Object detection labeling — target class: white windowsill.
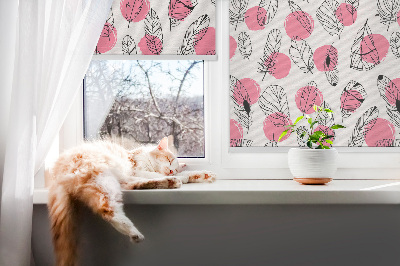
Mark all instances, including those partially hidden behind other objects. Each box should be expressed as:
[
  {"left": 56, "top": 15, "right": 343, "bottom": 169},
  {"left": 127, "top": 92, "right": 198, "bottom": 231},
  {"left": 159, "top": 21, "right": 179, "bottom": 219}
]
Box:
[{"left": 33, "top": 180, "right": 400, "bottom": 205}]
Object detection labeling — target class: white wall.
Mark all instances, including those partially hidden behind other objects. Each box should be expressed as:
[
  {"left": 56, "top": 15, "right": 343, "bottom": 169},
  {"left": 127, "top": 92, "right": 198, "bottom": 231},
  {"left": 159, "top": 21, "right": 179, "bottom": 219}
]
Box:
[{"left": 33, "top": 204, "right": 400, "bottom": 266}]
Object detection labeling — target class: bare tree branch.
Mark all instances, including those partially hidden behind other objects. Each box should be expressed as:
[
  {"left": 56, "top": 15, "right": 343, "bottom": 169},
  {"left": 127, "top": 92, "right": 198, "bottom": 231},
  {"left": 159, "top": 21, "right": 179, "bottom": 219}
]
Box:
[
  {"left": 174, "top": 60, "right": 201, "bottom": 115},
  {"left": 136, "top": 60, "right": 162, "bottom": 115}
]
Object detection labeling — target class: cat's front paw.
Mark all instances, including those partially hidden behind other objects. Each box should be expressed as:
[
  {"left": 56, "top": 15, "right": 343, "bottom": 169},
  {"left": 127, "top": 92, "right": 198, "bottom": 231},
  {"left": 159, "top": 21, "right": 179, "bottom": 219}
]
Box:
[
  {"left": 177, "top": 162, "right": 187, "bottom": 173},
  {"left": 187, "top": 171, "right": 217, "bottom": 183},
  {"left": 203, "top": 171, "right": 217, "bottom": 183},
  {"left": 166, "top": 177, "right": 182, "bottom": 189},
  {"left": 130, "top": 232, "right": 145, "bottom": 243}
]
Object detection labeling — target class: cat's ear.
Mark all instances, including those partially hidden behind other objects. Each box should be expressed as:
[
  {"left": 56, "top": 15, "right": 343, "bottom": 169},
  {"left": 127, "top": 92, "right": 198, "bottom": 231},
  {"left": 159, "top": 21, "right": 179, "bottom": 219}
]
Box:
[
  {"left": 167, "top": 135, "right": 178, "bottom": 155},
  {"left": 157, "top": 137, "right": 168, "bottom": 151}
]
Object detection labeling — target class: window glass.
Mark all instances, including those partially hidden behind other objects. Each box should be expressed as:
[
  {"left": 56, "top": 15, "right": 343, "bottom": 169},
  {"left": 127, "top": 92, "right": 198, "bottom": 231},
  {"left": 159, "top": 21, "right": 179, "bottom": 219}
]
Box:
[{"left": 84, "top": 60, "right": 205, "bottom": 158}]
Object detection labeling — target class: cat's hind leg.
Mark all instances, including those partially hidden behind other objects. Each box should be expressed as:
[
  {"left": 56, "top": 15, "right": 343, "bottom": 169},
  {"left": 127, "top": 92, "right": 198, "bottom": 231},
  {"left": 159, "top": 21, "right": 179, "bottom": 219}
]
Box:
[{"left": 75, "top": 172, "right": 144, "bottom": 242}]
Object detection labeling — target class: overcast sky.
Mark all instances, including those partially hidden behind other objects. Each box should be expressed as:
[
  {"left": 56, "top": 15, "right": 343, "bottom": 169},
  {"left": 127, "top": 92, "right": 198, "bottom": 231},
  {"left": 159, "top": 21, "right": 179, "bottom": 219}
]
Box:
[{"left": 87, "top": 60, "right": 204, "bottom": 97}]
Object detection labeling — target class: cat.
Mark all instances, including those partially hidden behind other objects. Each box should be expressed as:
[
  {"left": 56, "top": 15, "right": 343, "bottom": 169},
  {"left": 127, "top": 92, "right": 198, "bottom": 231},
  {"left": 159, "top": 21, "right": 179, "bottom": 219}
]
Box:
[{"left": 48, "top": 137, "right": 216, "bottom": 266}]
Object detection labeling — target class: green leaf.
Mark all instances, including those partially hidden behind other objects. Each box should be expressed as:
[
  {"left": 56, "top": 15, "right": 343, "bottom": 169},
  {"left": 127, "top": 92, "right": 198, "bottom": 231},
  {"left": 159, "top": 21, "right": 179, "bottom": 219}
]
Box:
[
  {"left": 278, "top": 130, "right": 289, "bottom": 142},
  {"left": 300, "top": 132, "right": 306, "bottom": 138},
  {"left": 311, "top": 121, "right": 319, "bottom": 128},
  {"left": 308, "top": 118, "right": 313, "bottom": 126},
  {"left": 307, "top": 140, "right": 313, "bottom": 148},
  {"left": 294, "top": 116, "right": 304, "bottom": 125},
  {"left": 313, "top": 105, "right": 319, "bottom": 112},
  {"left": 309, "top": 134, "right": 319, "bottom": 142},
  {"left": 324, "top": 108, "right": 333, "bottom": 113},
  {"left": 313, "top": 131, "right": 326, "bottom": 138},
  {"left": 331, "top": 124, "right": 346, "bottom": 129},
  {"left": 325, "top": 139, "right": 333, "bottom": 144}
]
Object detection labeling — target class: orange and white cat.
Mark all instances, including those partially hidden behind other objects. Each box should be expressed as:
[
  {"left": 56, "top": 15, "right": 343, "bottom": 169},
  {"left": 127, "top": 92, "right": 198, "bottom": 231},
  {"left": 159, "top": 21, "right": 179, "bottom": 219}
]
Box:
[{"left": 48, "top": 137, "right": 216, "bottom": 266}]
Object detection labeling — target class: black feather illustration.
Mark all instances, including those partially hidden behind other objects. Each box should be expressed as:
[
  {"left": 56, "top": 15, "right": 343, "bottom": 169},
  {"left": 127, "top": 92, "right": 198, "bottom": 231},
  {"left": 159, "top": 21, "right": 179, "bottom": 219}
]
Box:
[
  {"left": 264, "top": 29, "right": 281, "bottom": 55},
  {"left": 346, "top": 0, "right": 359, "bottom": 9},
  {"left": 259, "top": 0, "right": 279, "bottom": 25},
  {"left": 348, "top": 106, "right": 379, "bottom": 147},
  {"left": 289, "top": 39, "right": 314, "bottom": 74},
  {"left": 296, "top": 126, "right": 308, "bottom": 147},
  {"left": 325, "top": 67, "right": 338, "bottom": 86},
  {"left": 122, "top": 35, "right": 137, "bottom": 55},
  {"left": 390, "top": 32, "right": 400, "bottom": 58},
  {"left": 258, "top": 29, "right": 282, "bottom": 79},
  {"left": 178, "top": 15, "right": 210, "bottom": 55},
  {"left": 316, "top": 0, "right": 344, "bottom": 38},
  {"left": 144, "top": 8, "right": 163, "bottom": 55},
  {"left": 340, "top": 80, "right": 366, "bottom": 119},
  {"left": 230, "top": 0, "right": 249, "bottom": 30},
  {"left": 288, "top": 1, "right": 313, "bottom": 36},
  {"left": 350, "top": 20, "right": 377, "bottom": 71},
  {"left": 237, "top": 32, "right": 252, "bottom": 59},
  {"left": 230, "top": 75, "right": 252, "bottom": 131},
  {"left": 377, "top": 0, "right": 400, "bottom": 30},
  {"left": 377, "top": 74, "right": 400, "bottom": 127},
  {"left": 316, "top": 101, "right": 334, "bottom": 127},
  {"left": 258, "top": 85, "right": 290, "bottom": 117},
  {"left": 169, "top": 0, "right": 198, "bottom": 30}
]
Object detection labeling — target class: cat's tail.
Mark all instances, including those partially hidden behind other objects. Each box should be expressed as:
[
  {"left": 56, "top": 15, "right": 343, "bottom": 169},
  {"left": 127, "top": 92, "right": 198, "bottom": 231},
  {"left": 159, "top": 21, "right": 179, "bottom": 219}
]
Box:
[{"left": 48, "top": 183, "right": 78, "bottom": 266}]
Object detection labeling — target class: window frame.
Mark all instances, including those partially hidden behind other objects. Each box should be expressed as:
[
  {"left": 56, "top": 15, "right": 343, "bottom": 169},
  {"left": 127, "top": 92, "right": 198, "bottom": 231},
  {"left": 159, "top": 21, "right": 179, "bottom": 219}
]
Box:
[
  {"left": 58, "top": 0, "right": 400, "bottom": 181},
  {"left": 82, "top": 59, "right": 208, "bottom": 160}
]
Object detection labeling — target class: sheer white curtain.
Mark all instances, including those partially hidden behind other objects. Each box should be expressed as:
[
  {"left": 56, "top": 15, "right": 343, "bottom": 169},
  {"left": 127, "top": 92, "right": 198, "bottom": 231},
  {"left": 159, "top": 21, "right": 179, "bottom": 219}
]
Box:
[{"left": 0, "top": 0, "right": 112, "bottom": 265}]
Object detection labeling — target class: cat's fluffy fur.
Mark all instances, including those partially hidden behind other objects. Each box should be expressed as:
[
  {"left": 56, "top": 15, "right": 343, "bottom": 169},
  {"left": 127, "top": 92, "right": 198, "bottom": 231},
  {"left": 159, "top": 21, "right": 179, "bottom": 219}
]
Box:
[{"left": 48, "top": 137, "right": 216, "bottom": 266}]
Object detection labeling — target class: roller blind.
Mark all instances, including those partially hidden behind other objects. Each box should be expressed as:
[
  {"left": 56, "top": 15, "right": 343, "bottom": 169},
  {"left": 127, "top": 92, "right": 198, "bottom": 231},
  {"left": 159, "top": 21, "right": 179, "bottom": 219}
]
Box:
[
  {"left": 230, "top": 0, "right": 400, "bottom": 148},
  {"left": 95, "top": 0, "right": 216, "bottom": 59}
]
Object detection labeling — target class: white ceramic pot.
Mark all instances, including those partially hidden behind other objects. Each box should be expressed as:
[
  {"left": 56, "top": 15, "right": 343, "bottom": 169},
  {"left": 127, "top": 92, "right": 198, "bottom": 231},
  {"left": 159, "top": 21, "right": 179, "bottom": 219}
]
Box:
[{"left": 288, "top": 148, "right": 338, "bottom": 184}]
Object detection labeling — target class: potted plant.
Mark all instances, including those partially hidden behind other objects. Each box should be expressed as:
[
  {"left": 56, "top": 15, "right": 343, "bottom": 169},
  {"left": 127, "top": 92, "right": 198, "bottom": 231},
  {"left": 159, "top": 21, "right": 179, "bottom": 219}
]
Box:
[{"left": 279, "top": 105, "right": 345, "bottom": 185}]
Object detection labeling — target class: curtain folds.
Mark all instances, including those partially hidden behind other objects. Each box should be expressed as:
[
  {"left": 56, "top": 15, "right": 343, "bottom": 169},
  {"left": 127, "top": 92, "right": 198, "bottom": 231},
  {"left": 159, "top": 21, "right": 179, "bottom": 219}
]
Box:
[{"left": 0, "top": 0, "right": 113, "bottom": 265}]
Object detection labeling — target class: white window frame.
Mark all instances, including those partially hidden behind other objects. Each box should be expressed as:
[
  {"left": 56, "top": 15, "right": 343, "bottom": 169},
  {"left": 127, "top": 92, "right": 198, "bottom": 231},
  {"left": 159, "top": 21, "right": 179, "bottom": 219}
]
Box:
[{"left": 57, "top": 0, "right": 400, "bottom": 181}]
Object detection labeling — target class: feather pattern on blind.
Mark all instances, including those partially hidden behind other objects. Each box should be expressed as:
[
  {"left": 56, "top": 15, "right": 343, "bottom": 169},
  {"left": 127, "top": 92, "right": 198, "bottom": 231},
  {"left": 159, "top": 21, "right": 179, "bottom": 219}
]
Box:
[{"left": 95, "top": 0, "right": 216, "bottom": 56}]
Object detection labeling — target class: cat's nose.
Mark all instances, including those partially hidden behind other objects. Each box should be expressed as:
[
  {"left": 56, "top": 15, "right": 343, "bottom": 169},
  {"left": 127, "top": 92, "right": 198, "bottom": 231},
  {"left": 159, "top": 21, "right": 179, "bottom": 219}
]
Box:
[{"left": 169, "top": 170, "right": 173, "bottom": 175}]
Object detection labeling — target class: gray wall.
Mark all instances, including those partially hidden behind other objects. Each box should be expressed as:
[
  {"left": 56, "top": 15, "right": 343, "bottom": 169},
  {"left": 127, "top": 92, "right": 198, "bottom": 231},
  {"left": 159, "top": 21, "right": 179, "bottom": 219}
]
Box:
[{"left": 32, "top": 205, "right": 400, "bottom": 266}]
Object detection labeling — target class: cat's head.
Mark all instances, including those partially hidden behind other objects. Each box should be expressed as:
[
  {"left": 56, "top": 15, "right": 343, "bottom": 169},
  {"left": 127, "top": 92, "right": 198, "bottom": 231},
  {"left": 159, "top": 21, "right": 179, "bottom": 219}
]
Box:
[{"left": 149, "top": 137, "right": 179, "bottom": 176}]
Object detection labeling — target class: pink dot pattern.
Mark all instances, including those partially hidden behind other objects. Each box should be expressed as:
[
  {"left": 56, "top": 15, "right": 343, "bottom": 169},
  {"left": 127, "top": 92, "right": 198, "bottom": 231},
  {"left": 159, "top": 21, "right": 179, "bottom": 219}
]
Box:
[
  {"left": 229, "top": 0, "right": 400, "bottom": 147},
  {"left": 94, "top": 0, "right": 215, "bottom": 55}
]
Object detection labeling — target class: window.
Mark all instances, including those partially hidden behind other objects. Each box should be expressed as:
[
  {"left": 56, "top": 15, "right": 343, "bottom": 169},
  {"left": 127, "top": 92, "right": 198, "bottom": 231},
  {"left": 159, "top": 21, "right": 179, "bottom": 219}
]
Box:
[
  {"left": 83, "top": 60, "right": 205, "bottom": 158},
  {"left": 55, "top": 0, "right": 400, "bottom": 182}
]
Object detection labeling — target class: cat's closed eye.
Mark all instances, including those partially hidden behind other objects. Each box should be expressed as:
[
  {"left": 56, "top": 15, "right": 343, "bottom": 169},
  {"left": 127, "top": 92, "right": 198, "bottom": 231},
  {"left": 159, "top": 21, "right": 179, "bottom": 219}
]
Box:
[{"left": 156, "top": 154, "right": 169, "bottom": 162}]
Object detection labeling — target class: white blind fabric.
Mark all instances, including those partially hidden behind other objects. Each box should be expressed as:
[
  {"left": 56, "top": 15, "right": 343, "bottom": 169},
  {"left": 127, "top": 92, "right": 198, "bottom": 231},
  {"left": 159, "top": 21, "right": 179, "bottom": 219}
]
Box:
[{"left": 229, "top": 0, "right": 400, "bottom": 148}]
